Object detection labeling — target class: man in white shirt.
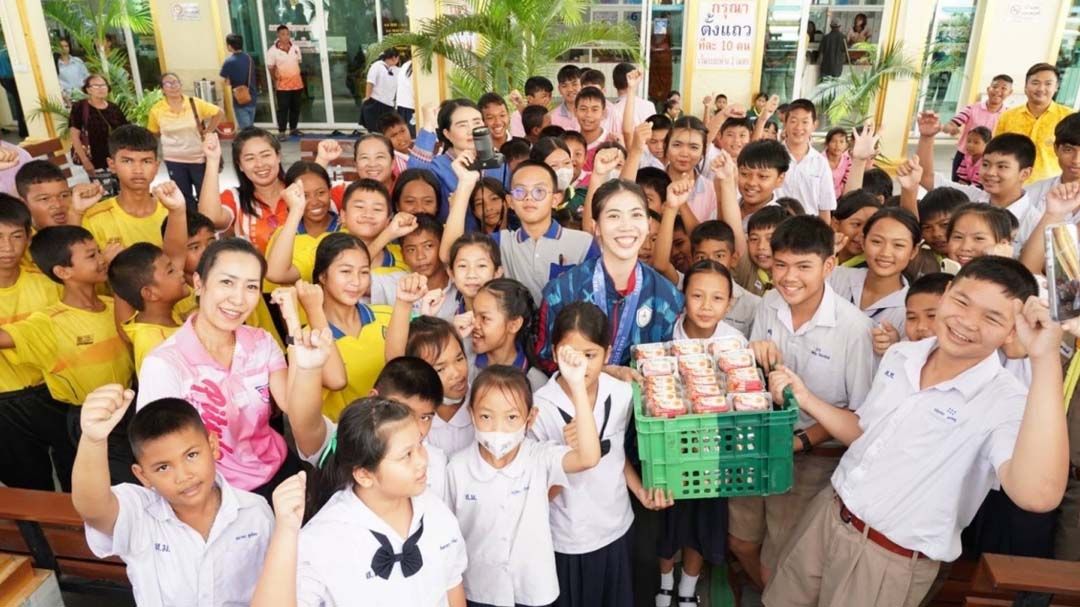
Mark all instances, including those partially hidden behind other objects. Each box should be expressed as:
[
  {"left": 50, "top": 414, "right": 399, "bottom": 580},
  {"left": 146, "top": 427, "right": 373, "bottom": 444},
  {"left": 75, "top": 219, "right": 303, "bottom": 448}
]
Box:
[{"left": 361, "top": 48, "right": 400, "bottom": 132}]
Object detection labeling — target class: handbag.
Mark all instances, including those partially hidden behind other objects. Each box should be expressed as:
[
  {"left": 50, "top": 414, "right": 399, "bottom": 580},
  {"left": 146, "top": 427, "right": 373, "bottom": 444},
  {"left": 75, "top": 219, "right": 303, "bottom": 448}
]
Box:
[
  {"left": 190, "top": 97, "right": 224, "bottom": 170},
  {"left": 233, "top": 54, "right": 254, "bottom": 105}
]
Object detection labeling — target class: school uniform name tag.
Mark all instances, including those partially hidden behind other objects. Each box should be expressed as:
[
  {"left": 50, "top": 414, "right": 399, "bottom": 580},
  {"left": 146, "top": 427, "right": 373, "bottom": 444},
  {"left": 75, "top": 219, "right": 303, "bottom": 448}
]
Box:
[
  {"left": 930, "top": 406, "right": 959, "bottom": 424},
  {"left": 637, "top": 306, "right": 652, "bottom": 327},
  {"left": 809, "top": 346, "right": 831, "bottom": 361}
]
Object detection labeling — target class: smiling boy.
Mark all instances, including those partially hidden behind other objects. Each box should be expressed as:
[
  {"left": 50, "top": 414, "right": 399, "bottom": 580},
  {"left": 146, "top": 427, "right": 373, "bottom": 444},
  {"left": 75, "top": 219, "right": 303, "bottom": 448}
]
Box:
[{"left": 777, "top": 100, "right": 836, "bottom": 221}]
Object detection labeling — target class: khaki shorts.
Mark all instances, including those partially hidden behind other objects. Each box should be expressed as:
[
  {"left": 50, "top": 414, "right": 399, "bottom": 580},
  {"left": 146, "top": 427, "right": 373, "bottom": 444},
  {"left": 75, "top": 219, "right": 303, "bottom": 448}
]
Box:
[
  {"left": 729, "top": 496, "right": 766, "bottom": 544},
  {"left": 761, "top": 454, "right": 839, "bottom": 571},
  {"left": 1056, "top": 476, "right": 1080, "bottom": 561},
  {"left": 763, "top": 487, "right": 941, "bottom": 607}
]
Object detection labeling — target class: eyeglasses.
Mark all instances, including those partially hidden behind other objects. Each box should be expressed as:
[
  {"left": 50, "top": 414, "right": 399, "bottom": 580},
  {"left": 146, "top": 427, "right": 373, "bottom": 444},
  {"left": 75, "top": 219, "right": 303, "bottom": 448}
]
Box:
[
  {"left": 162, "top": 81, "right": 182, "bottom": 89},
  {"left": 86, "top": 83, "right": 108, "bottom": 89},
  {"left": 510, "top": 186, "right": 550, "bottom": 202}
]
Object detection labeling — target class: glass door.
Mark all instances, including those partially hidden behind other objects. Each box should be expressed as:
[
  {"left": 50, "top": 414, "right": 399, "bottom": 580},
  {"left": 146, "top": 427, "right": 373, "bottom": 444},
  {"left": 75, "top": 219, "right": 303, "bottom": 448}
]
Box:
[
  {"left": 324, "top": 0, "right": 379, "bottom": 127},
  {"left": 915, "top": 0, "right": 979, "bottom": 118},
  {"left": 260, "top": 0, "right": 328, "bottom": 124},
  {"left": 1055, "top": 0, "right": 1080, "bottom": 108}
]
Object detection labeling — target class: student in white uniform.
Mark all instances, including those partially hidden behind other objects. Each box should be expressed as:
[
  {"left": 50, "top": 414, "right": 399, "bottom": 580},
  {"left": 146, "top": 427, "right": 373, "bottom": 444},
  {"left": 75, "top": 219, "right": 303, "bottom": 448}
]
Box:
[
  {"left": 447, "top": 350, "right": 603, "bottom": 607},
  {"left": 467, "top": 278, "right": 549, "bottom": 391},
  {"left": 764, "top": 257, "right": 1070, "bottom": 607},
  {"left": 252, "top": 399, "right": 468, "bottom": 607},
  {"left": 828, "top": 207, "right": 922, "bottom": 336},
  {"left": 740, "top": 215, "right": 875, "bottom": 583},
  {"left": 530, "top": 302, "right": 674, "bottom": 607},
  {"left": 73, "top": 387, "right": 274, "bottom": 607},
  {"left": 672, "top": 260, "right": 746, "bottom": 342},
  {"left": 291, "top": 356, "right": 452, "bottom": 503},
  {"left": 387, "top": 285, "right": 476, "bottom": 455}
]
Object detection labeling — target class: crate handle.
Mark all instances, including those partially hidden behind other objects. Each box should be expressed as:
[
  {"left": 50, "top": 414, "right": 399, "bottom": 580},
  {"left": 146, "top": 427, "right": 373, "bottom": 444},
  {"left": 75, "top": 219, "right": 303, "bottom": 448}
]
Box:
[{"left": 782, "top": 385, "right": 800, "bottom": 411}]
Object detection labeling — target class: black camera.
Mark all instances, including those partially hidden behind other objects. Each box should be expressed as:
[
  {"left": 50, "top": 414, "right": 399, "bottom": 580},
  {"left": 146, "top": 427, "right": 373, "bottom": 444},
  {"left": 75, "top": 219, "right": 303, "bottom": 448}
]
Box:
[
  {"left": 93, "top": 169, "right": 120, "bottom": 198},
  {"left": 470, "top": 127, "right": 504, "bottom": 171}
]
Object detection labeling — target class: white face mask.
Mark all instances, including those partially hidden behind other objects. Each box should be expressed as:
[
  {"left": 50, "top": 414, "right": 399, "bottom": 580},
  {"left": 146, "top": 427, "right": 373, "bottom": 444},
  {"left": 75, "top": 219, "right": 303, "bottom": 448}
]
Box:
[
  {"left": 555, "top": 166, "right": 574, "bottom": 191},
  {"left": 443, "top": 395, "right": 464, "bottom": 406},
  {"left": 476, "top": 427, "right": 526, "bottom": 459},
  {"left": 607, "top": 169, "right": 622, "bottom": 181}
]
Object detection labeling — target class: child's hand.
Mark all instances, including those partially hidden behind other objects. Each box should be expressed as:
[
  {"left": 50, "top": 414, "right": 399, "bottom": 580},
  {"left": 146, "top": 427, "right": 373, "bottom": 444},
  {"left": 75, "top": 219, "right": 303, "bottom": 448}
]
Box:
[
  {"left": 763, "top": 94, "right": 780, "bottom": 117},
  {"left": 103, "top": 241, "right": 124, "bottom": 266},
  {"left": 294, "top": 280, "right": 324, "bottom": 314},
  {"left": 602, "top": 364, "right": 643, "bottom": 384},
  {"left": 768, "top": 364, "right": 810, "bottom": 405},
  {"left": 71, "top": 182, "right": 105, "bottom": 213},
  {"left": 850, "top": 120, "right": 879, "bottom": 162},
  {"left": 722, "top": 103, "right": 747, "bottom": 120},
  {"left": 453, "top": 311, "right": 474, "bottom": 340},
  {"left": 634, "top": 486, "right": 675, "bottom": 511},
  {"left": 1045, "top": 182, "right": 1080, "bottom": 217},
  {"left": 562, "top": 419, "right": 579, "bottom": 449},
  {"left": 270, "top": 287, "right": 303, "bottom": 338},
  {"left": 990, "top": 241, "right": 1014, "bottom": 257},
  {"left": 386, "top": 212, "right": 418, "bottom": 239},
  {"left": 450, "top": 151, "right": 479, "bottom": 185},
  {"left": 710, "top": 149, "right": 737, "bottom": 182},
  {"left": 665, "top": 177, "right": 693, "bottom": 210},
  {"left": 0, "top": 147, "right": 20, "bottom": 171},
  {"left": 419, "top": 288, "right": 446, "bottom": 316},
  {"left": 395, "top": 273, "right": 428, "bottom": 305},
  {"left": 202, "top": 132, "right": 221, "bottom": 162},
  {"left": 80, "top": 384, "right": 135, "bottom": 444},
  {"left": 422, "top": 103, "right": 439, "bottom": 130},
  {"left": 315, "top": 139, "right": 343, "bottom": 165},
  {"left": 917, "top": 111, "right": 942, "bottom": 138},
  {"left": 750, "top": 340, "right": 782, "bottom": 373},
  {"left": 632, "top": 122, "right": 651, "bottom": 152},
  {"left": 557, "top": 345, "right": 588, "bottom": 388},
  {"left": 870, "top": 321, "right": 900, "bottom": 356},
  {"left": 152, "top": 180, "right": 187, "bottom": 212},
  {"left": 626, "top": 66, "right": 643, "bottom": 89},
  {"left": 592, "top": 148, "right": 622, "bottom": 182},
  {"left": 833, "top": 232, "right": 849, "bottom": 256},
  {"left": 283, "top": 181, "right": 306, "bottom": 216},
  {"left": 290, "top": 327, "right": 334, "bottom": 370},
  {"left": 896, "top": 155, "right": 923, "bottom": 192},
  {"left": 508, "top": 89, "right": 525, "bottom": 109},
  {"left": 1014, "top": 296, "right": 1062, "bottom": 362},
  {"left": 271, "top": 471, "right": 306, "bottom": 532}
]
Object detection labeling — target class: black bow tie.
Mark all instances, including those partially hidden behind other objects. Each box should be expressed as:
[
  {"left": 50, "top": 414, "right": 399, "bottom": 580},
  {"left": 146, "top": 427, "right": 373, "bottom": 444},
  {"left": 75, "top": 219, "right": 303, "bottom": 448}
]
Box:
[
  {"left": 558, "top": 395, "right": 612, "bottom": 456},
  {"left": 370, "top": 517, "right": 424, "bottom": 580}
]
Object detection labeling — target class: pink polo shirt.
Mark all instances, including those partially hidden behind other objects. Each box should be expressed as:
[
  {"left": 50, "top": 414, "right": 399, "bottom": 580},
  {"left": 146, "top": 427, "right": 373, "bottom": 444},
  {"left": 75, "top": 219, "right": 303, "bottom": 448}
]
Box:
[
  {"left": 688, "top": 172, "right": 718, "bottom": 222},
  {"left": 548, "top": 103, "right": 580, "bottom": 131},
  {"left": 949, "top": 101, "right": 1003, "bottom": 152},
  {"left": 135, "top": 315, "right": 288, "bottom": 491}
]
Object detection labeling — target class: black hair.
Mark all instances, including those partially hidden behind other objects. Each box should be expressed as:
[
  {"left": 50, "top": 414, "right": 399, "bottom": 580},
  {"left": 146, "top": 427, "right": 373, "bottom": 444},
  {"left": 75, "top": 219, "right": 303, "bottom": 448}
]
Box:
[
  {"left": 14, "top": 160, "right": 67, "bottom": 199},
  {"left": 825, "top": 127, "right": 848, "bottom": 145},
  {"left": 682, "top": 259, "right": 734, "bottom": 298},
  {"left": 833, "top": 190, "right": 881, "bottom": 221},
  {"left": 307, "top": 397, "right": 414, "bottom": 520},
  {"left": 225, "top": 33, "right": 243, "bottom": 51},
  {"left": 556, "top": 65, "right": 581, "bottom": 85},
  {"left": 967, "top": 126, "right": 993, "bottom": 145},
  {"left": 747, "top": 205, "right": 793, "bottom": 232},
  {"left": 737, "top": 139, "right": 790, "bottom": 173},
  {"left": 128, "top": 397, "right": 208, "bottom": 461},
  {"left": 561, "top": 130, "right": 587, "bottom": 150},
  {"left": 770, "top": 215, "right": 834, "bottom": 260},
  {"left": 437, "top": 99, "right": 480, "bottom": 149},
  {"left": 405, "top": 315, "right": 465, "bottom": 366},
  {"left": 469, "top": 365, "right": 534, "bottom": 416},
  {"left": 511, "top": 159, "right": 558, "bottom": 191},
  {"left": 524, "top": 76, "right": 554, "bottom": 96},
  {"left": 522, "top": 104, "right": 548, "bottom": 134},
  {"left": 591, "top": 179, "right": 648, "bottom": 222},
  {"left": 403, "top": 213, "right": 443, "bottom": 244},
  {"left": 862, "top": 207, "right": 921, "bottom": 245},
  {"left": 595, "top": 141, "right": 627, "bottom": 161},
  {"left": 30, "top": 225, "right": 95, "bottom": 283},
  {"left": 342, "top": 178, "right": 391, "bottom": 211},
  {"left": 754, "top": 92, "right": 768, "bottom": 101},
  {"left": 612, "top": 62, "right": 635, "bottom": 91},
  {"left": 477, "top": 278, "right": 538, "bottom": 368},
  {"left": 552, "top": 301, "right": 610, "bottom": 349},
  {"left": 665, "top": 117, "right": 709, "bottom": 169},
  {"left": 953, "top": 255, "right": 1038, "bottom": 302},
  {"left": 785, "top": 98, "right": 817, "bottom": 121},
  {"left": 284, "top": 159, "right": 332, "bottom": 190},
  {"left": 906, "top": 272, "right": 952, "bottom": 302},
  {"left": 647, "top": 114, "right": 673, "bottom": 132},
  {"left": 862, "top": 168, "right": 894, "bottom": 200},
  {"left": 946, "top": 203, "right": 1013, "bottom": 243},
  {"left": 378, "top": 47, "right": 401, "bottom": 61},
  {"left": 690, "top": 219, "right": 736, "bottom": 251},
  {"left": 647, "top": 208, "right": 663, "bottom": 224},
  {"left": 107, "top": 125, "right": 159, "bottom": 159},
  {"left": 81, "top": 73, "right": 109, "bottom": 95},
  {"left": 918, "top": 187, "right": 969, "bottom": 222},
  {"left": 477, "top": 92, "right": 507, "bottom": 112},
  {"left": 992, "top": 74, "right": 1014, "bottom": 84},
  {"left": 0, "top": 193, "right": 32, "bottom": 232},
  {"left": 194, "top": 237, "right": 267, "bottom": 283},
  {"left": 664, "top": 98, "right": 680, "bottom": 112},
  {"left": 376, "top": 111, "right": 407, "bottom": 133},
  {"left": 529, "top": 137, "right": 572, "bottom": 167},
  {"left": 160, "top": 209, "right": 217, "bottom": 238},
  {"left": 375, "top": 357, "right": 443, "bottom": 407},
  {"left": 312, "top": 232, "right": 370, "bottom": 286},
  {"left": 499, "top": 138, "right": 532, "bottom": 161},
  {"left": 276, "top": 24, "right": 289, "bottom": 32},
  {"left": 539, "top": 125, "right": 566, "bottom": 139},
  {"left": 390, "top": 168, "right": 442, "bottom": 214},
  {"left": 579, "top": 69, "right": 605, "bottom": 89},
  {"left": 470, "top": 177, "right": 510, "bottom": 232},
  {"left": 1055, "top": 113, "right": 1080, "bottom": 148},
  {"left": 1026, "top": 62, "right": 1060, "bottom": 82},
  {"left": 775, "top": 196, "right": 805, "bottom": 216},
  {"left": 984, "top": 133, "right": 1037, "bottom": 170},
  {"left": 108, "top": 242, "right": 164, "bottom": 310},
  {"left": 635, "top": 167, "right": 672, "bottom": 203},
  {"left": 232, "top": 127, "right": 286, "bottom": 217},
  {"left": 353, "top": 133, "right": 395, "bottom": 162},
  {"left": 720, "top": 117, "right": 753, "bottom": 135},
  {"left": 449, "top": 231, "right": 502, "bottom": 268}
]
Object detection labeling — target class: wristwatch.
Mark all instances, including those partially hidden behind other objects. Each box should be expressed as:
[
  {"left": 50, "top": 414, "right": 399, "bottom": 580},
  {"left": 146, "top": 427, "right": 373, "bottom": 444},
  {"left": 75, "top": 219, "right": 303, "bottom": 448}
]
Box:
[{"left": 794, "top": 429, "right": 812, "bottom": 454}]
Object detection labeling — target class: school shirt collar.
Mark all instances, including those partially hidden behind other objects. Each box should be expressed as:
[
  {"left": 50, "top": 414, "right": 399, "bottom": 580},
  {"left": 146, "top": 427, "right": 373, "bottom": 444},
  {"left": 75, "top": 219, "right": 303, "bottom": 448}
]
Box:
[
  {"left": 901, "top": 337, "right": 1006, "bottom": 400},
  {"left": 327, "top": 303, "right": 376, "bottom": 340},
  {"left": 443, "top": 400, "right": 473, "bottom": 429},
  {"left": 769, "top": 282, "right": 839, "bottom": 335},
  {"left": 147, "top": 473, "right": 240, "bottom": 538},
  {"left": 297, "top": 212, "right": 340, "bottom": 235},
  {"left": 515, "top": 220, "right": 562, "bottom": 242},
  {"left": 464, "top": 437, "right": 534, "bottom": 481},
  {"left": 847, "top": 270, "right": 909, "bottom": 316},
  {"left": 784, "top": 141, "right": 824, "bottom": 167},
  {"left": 329, "top": 487, "right": 427, "bottom": 541},
  {"left": 1003, "top": 190, "right": 1032, "bottom": 221},
  {"left": 475, "top": 347, "right": 528, "bottom": 371}
]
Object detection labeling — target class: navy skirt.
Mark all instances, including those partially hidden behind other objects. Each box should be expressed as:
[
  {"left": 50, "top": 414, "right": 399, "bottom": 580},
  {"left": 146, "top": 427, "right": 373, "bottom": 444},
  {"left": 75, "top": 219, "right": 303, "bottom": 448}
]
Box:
[
  {"left": 554, "top": 531, "right": 634, "bottom": 607},
  {"left": 657, "top": 497, "right": 729, "bottom": 564}
]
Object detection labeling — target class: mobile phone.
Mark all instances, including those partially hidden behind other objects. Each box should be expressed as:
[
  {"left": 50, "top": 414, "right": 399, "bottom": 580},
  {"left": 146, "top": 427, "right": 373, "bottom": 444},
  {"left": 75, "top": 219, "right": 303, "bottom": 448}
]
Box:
[
  {"left": 1045, "top": 222, "right": 1080, "bottom": 322},
  {"left": 940, "top": 257, "right": 961, "bottom": 275}
]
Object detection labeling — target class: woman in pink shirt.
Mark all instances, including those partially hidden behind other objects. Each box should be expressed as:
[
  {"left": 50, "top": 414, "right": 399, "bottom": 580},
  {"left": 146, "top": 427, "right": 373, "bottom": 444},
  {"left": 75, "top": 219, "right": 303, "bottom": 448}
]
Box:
[{"left": 135, "top": 238, "right": 342, "bottom": 500}]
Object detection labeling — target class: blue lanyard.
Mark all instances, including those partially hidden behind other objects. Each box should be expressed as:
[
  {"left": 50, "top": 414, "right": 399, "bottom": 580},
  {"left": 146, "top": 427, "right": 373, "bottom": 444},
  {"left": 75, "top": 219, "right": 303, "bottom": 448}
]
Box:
[{"left": 593, "top": 261, "right": 643, "bottom": 365}]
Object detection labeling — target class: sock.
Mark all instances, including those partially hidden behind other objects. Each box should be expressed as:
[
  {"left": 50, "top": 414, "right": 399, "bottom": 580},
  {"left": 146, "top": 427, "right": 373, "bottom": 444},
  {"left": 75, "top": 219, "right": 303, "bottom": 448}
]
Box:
[
  {"left": 656, "top": 570, "right": 675, "bottom": 607},
  {"left": 678, "top": 570, "right": 700, "bottom": 598}
]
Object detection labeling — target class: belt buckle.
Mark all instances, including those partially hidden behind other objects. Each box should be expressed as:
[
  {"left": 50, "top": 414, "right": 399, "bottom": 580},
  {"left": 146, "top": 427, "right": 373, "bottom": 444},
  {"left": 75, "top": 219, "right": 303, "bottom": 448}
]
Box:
[{"left": 839, "top": 505, "right": 853, "bottom": 524}]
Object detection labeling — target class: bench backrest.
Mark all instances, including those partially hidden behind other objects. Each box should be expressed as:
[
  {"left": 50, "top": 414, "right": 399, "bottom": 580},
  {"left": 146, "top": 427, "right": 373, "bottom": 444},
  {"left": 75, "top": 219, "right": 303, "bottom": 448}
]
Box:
[
  {"left": 297, "top": 139, "right": 359, "bottom": 182},
  {"left": 20, "top": 138, "right": 73, "bottom": 181}
]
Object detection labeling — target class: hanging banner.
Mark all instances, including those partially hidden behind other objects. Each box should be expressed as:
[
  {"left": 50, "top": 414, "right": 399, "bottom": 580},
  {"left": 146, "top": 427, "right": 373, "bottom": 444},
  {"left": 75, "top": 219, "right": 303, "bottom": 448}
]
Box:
[{"left": 696, "top": 0, "right": 757, "bottom": 69}]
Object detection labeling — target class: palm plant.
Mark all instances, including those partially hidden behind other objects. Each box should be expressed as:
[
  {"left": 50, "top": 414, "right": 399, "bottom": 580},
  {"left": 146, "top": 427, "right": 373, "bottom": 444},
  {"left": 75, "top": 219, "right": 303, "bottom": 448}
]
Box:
[
  {"left": 813, "top": 41, "right": 920, "bottom": 128},
  {"left": 369, "top": 0, "right": 642, "bottom": 100}
]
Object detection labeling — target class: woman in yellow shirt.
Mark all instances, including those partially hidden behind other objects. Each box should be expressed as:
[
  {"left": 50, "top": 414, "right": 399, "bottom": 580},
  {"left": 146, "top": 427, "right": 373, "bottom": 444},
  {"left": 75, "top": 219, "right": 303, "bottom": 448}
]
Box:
[{"left": 146, "top": 73, "right": 223, "bottom": 209}]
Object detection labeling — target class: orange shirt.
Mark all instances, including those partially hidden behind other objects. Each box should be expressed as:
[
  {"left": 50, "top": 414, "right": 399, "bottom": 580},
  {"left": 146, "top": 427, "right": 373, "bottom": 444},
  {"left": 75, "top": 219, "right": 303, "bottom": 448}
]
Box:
[{"left": 220, "top": 188, "right": 289, "bottom": 254}]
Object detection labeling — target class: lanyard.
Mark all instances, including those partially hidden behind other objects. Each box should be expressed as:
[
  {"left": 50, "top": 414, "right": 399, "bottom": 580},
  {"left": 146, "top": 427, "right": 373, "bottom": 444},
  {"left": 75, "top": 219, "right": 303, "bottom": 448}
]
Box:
[{"left": 593, "top": 261, "right": 643, "bottom": 365}]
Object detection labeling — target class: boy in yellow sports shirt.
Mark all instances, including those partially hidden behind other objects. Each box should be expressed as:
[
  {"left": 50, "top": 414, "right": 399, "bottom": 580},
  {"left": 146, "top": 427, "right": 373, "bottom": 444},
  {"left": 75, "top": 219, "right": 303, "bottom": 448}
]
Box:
[
  {"left": 0, "top": 194, "right": 68, "bottom": 490},
  {"left": 0, "top": 224, "right": 136, "bottom": 483},
  {"left": 75, "top": 125, "right": 169, "bottom": 258}
]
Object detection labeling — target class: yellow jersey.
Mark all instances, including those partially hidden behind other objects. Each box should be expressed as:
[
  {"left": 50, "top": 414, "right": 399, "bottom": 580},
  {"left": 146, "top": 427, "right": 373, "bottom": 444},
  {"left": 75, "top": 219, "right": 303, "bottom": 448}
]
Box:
[
  {"left": 994, "top": 101, "right": 1074, "bottom": 184},
  {"left": 321, "top": 303, "right": 392, "bottom": 421},
  {"left": 83, "top": 197, "right": 169, "bottom": 250},
  {"left": 0, "top": 271, "right": 62, "bottom": 391},
  {"left": 263, "top": 221, "right": 341, "bottom": 293},
  {"left": 2, "top": 296, "right": 133, "bottom": 405},
  {"left": 122, "top": 317, "right": 181, "bottom": 373}
]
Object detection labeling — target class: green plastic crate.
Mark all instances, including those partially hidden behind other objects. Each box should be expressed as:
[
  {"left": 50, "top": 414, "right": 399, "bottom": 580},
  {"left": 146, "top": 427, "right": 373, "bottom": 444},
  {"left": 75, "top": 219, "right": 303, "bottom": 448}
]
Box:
[{"left": 633, "top": 382, "right": 799, "bottom": 499}]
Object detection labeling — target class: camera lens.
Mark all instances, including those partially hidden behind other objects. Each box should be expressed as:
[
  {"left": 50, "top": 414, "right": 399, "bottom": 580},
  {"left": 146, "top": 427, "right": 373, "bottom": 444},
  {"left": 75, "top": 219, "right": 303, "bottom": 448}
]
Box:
[{"left": 473, "top": 127, "right": 495, "bottom": 162}]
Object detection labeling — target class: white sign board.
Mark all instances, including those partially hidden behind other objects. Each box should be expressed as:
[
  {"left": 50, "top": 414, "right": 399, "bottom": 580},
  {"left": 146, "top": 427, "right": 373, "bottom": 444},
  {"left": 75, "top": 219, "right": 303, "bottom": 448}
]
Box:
[{"left": 696, "top": 0, "right": 757, "bottom": 69}]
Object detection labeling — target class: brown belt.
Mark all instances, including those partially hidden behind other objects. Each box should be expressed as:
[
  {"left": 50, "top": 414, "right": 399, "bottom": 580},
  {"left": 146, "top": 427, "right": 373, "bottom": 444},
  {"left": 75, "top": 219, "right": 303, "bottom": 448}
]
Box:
[
  {"left": 1071, "top": 463, "right": 1080, "bottom": 481},
  {"left": 837, "top": 497, "right": 927, "bottom": 560}
]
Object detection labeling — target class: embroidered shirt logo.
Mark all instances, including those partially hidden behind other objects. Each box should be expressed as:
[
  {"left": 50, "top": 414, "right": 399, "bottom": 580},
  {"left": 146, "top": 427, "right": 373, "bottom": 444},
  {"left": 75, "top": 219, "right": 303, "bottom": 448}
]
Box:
[
  {"left": 76, "top": 335, "right": 94, "bottom": 346},
  {"left": 636, "top": 306, "right": 652, "bottom": 327},
  {"left": 809, "top": 347, "right": 831, "bottom": 361},
  {"left": 931, "top": 406, "right": 959, "bottom": 423}
]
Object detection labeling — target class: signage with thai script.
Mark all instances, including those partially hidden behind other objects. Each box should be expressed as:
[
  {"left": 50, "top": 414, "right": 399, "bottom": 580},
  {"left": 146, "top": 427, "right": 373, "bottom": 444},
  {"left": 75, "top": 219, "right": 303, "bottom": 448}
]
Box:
[{"left": 696, "top": 0, "right": 756, "bottom": 69}]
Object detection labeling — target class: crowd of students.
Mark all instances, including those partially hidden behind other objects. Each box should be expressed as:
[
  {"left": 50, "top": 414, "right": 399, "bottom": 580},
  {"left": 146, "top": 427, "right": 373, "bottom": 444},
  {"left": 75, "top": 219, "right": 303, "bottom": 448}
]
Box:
[{"left": 0, "top": 57, "right": 1075, "bottom": 607}]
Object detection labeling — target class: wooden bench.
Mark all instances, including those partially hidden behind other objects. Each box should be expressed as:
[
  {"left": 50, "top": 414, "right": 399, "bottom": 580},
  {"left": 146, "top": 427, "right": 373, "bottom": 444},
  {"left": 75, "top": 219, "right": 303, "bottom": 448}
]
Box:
[
  {"left": 0, "top": 486, "right": 130, "bottom": 597},
  {"left": 20, "top": 138, "right": 73, "bottom": 181},
  {"left": 298, "top": 138, "right": 360, "bottom": 182}
]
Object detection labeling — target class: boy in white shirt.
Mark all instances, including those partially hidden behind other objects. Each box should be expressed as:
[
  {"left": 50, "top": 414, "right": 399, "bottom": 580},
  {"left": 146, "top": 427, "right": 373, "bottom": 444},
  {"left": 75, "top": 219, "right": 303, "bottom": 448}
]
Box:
[
  {"left": 73, "top": 386, "right": 274, "bottom": 607},
  {"left": 764, "top": 256, "right": 1070, "bottom": 606},
  {"left": 774, "top": 99, "right": 837, "bottom": 222}
]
